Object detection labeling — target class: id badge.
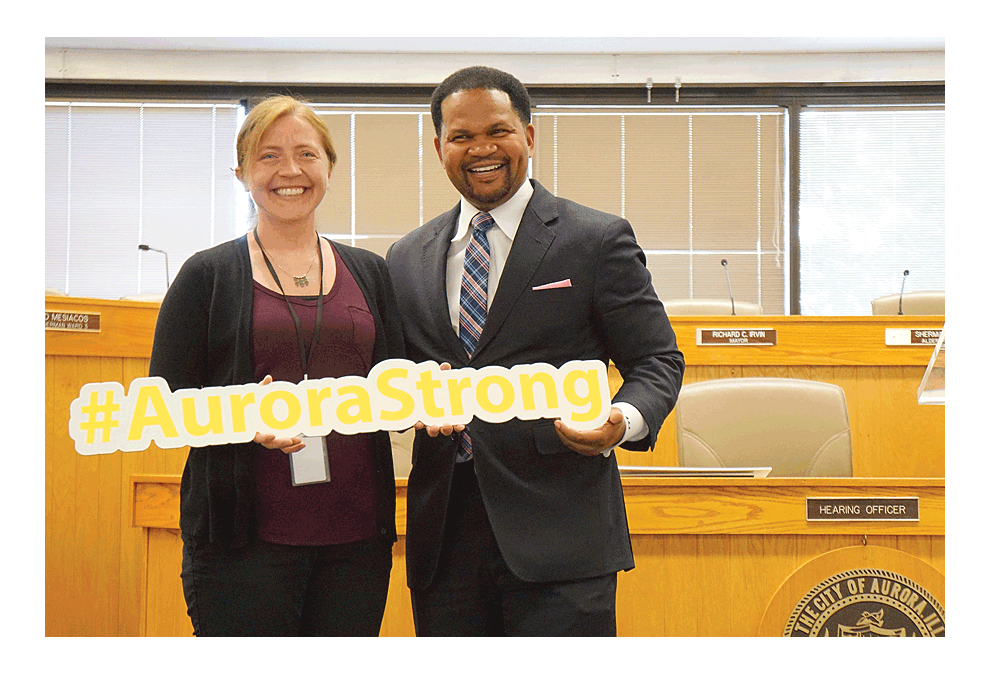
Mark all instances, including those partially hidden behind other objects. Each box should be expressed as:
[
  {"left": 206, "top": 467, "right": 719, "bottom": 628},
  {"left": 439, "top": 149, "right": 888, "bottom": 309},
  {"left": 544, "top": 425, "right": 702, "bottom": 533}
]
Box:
[{"left": 290, "top": 435, "right": 331, "bottom": 486}]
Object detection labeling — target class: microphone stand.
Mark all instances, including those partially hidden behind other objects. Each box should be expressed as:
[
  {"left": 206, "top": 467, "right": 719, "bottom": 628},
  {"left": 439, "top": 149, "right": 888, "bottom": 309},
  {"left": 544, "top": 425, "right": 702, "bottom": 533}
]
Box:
[
  {"left": 138, "top": 245, "right": 170, "bottom": 290},
  {"left": 898, "top": 270, "right": 909, "bottom": 315},
  {"left": 721, "top": 259, "right": 736, "bottom": 316}
]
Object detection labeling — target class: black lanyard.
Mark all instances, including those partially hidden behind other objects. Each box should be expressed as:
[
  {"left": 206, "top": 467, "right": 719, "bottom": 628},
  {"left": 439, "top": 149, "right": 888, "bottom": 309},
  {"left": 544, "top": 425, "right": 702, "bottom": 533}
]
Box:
[{"left": 253, "top": 228, "right": 325, "bottom": 380}]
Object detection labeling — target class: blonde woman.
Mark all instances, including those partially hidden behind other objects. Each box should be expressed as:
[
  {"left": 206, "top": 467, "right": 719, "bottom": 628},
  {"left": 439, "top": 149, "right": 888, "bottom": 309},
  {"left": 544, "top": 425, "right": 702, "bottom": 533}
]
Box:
[{"left": 149, "top": 96, "right": 404, "bottom": 636}]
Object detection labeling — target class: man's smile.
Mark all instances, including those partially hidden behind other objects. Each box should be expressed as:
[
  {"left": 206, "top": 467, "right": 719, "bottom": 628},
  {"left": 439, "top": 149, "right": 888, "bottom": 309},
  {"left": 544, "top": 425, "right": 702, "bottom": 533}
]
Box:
[{"left": 466, "top": 162, "right": 506, "bottom": 175}]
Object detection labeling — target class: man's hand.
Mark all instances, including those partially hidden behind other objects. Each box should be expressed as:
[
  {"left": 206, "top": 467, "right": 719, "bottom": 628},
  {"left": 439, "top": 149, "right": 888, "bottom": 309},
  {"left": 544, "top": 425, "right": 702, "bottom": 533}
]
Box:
[
  {"left": 553, "top": 407, "right": 625, "bottom": 457},
  {"left": 413, "top": 362, "right": 465, "bottom": 437},
  {"left": 414, "top": 419, "right": 466, "bottom": 438}
]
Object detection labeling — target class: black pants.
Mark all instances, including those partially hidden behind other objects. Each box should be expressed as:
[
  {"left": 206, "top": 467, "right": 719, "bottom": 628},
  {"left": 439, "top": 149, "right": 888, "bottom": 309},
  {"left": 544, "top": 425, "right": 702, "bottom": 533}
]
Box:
[
  {"left": 411, "top": 462, "right": 617, "bottom": 636},
  {"left": 181, "top": 535, "right": 392, "bottom": 636}
]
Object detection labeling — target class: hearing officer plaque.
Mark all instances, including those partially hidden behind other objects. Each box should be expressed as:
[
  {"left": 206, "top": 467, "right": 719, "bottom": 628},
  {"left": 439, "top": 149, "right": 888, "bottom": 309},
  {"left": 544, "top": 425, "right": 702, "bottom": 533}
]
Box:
[{"left": 807, "top": 497, "right": 919, "bottom": 521}]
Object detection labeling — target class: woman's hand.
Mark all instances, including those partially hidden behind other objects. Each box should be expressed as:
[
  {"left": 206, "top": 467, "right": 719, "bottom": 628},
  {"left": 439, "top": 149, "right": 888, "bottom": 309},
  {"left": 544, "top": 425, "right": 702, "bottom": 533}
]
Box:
[{"left": 252, "top": 375, "right": 307, "bottom": 453}]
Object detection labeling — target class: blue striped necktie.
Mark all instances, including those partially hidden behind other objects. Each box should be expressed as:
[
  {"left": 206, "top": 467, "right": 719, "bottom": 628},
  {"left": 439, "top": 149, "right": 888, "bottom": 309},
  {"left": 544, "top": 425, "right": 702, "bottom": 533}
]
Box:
[{"left": 456, "top": 211, "right": 495, "bottom": 461}]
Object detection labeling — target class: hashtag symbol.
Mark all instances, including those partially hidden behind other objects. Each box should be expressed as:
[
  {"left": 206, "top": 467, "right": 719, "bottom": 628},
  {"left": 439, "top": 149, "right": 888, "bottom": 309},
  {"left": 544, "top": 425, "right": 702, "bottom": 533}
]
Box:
[{"left": 78, "top": 389, "right": 121, "bottom": 443}]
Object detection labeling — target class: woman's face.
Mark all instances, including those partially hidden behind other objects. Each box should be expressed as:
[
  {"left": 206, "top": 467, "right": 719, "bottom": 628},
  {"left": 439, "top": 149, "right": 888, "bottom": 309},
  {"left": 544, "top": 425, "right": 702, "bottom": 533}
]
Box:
[{"left": 237, "top": 114, "right": 332, "bottom": 229}]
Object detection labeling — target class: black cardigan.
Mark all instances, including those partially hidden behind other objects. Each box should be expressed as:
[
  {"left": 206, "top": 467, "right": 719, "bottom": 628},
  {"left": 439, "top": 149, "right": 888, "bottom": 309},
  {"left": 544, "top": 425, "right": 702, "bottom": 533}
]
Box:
[{"left": 148, "top": 234, "right": 405, "bottom": 548}]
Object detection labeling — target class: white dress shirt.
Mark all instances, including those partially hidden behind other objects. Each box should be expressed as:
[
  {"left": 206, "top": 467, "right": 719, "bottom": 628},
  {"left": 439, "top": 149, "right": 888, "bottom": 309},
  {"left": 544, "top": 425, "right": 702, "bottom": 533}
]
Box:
[{"left": 445, "top": 180, "right": 647, "bottom": 450}]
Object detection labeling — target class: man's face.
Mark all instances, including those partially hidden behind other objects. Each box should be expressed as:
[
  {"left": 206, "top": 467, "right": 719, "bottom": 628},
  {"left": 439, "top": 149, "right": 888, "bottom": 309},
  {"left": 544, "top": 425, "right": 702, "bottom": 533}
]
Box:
[{"left": 435, "top": 88, "right": 535, "bottom": 211}]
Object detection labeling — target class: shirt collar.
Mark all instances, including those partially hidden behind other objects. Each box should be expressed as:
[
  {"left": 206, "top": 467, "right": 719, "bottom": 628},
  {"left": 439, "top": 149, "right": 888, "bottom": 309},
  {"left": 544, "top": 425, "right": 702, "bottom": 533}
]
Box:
[{"left": 451, "top": 179, "right": 535, "bottom": 243}]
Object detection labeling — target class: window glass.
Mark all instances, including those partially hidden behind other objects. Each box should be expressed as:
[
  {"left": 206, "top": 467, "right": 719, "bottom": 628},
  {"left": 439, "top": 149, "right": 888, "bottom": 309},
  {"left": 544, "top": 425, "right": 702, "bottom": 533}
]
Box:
[
  {"left": 45, "top": 102, "right": 240, "bottom": 299},
  {"left": 799, "top": 107, "right": 945, "bottom": 315}
]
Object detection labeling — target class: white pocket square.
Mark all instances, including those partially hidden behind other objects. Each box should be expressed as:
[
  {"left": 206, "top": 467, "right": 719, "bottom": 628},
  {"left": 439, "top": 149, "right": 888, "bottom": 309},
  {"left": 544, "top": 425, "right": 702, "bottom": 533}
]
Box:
[{"left": 532, "top": 279, "right": 572, "bottom": 291}]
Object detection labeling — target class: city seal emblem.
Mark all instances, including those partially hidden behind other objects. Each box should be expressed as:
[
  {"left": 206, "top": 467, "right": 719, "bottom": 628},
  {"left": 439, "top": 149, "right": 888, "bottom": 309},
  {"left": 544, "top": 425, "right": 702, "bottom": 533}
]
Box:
[{"left": 783, "top": 568, "right": 945, "bottom": 636}]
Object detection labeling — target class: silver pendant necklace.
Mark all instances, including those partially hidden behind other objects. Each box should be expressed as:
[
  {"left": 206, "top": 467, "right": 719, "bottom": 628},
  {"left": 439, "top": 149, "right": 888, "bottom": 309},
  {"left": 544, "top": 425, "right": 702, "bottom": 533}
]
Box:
[{"left": 271, "top": 250, "right": 317, "bottom": 287}]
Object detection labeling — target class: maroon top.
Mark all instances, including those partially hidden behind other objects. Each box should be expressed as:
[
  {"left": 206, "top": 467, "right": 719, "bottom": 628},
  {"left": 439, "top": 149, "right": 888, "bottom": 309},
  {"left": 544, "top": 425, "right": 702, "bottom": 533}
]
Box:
[{"left": 252, "top": 243, "right": 378, "bottom": 546}]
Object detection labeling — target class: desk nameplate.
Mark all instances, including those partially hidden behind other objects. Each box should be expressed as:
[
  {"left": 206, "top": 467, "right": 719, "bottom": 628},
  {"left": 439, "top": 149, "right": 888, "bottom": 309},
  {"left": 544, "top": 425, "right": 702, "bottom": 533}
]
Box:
[
  {"left": 697, "top": 328, "right": 777, "bottom": 346},
  {"left": 807, "top": 497, "right": 919, "bottom": 522},
  {"left": 885, "top": 328, "right": 942, "bottom": 346},
  {"left": 45, "top": 310, "right": 101, "bottom": 333}
]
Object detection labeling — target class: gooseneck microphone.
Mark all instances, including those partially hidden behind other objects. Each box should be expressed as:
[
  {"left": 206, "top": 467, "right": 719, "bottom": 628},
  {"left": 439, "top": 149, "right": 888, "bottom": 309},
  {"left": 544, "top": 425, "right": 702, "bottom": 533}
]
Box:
[
  {"left": 138, "top": 244, "right": 170, "bottom": 289},
  {"left": 898, "top": 269, "right": 910, "bottom": 315},
  {"left": 721, "top": 259, "right": 736, "bottom": 316}
]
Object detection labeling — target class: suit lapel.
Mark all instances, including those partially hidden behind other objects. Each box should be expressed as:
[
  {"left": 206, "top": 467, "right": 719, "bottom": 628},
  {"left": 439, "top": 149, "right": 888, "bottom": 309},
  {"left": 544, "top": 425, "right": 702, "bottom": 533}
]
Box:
[
  {"left": 422, "top": 206, "right": 465, "bottom": 362},
  {"left": 473, "top": 182, "right": 558, "bottom": 358}
]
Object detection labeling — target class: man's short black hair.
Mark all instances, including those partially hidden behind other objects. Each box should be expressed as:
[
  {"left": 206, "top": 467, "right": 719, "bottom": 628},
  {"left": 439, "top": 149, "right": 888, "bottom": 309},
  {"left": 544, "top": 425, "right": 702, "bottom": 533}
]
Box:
[{"left": 430, "top": 66, "right": 533, "bottom": 138}]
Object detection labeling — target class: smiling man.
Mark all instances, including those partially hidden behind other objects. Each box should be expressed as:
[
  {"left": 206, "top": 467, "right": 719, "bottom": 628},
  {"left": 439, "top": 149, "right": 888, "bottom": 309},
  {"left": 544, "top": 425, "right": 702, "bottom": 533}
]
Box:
[
  {"left": 434, "top": 85, "right": 534, "bottom": 210},
  {"left": 386, "top": 66, "right": 685, "bottom": 637}
]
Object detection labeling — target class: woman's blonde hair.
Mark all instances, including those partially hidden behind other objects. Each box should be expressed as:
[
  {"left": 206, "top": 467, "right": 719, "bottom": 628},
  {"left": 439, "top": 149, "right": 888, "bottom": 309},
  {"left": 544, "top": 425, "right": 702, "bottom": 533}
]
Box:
[{"left": 236, "top": 95, "right": 337, "bottom": 171}]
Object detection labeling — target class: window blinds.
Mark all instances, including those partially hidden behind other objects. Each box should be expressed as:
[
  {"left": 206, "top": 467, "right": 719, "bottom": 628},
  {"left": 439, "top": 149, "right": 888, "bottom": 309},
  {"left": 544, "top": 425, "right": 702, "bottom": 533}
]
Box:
[
  {"left": 310, "top": 104, "right": 787, "bottom": 313},
  {"left": 45, "top": 102, "right": 241, "bottom": 299},
  {"left": 532, "top": 107, "right": 786, "bottom": 313}
]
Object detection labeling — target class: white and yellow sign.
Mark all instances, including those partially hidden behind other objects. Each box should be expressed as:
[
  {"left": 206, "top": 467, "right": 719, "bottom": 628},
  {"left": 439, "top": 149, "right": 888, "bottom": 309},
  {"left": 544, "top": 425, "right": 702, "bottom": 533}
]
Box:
[{"left": 68, "top": 359, "right": 610, "bottom": 456}]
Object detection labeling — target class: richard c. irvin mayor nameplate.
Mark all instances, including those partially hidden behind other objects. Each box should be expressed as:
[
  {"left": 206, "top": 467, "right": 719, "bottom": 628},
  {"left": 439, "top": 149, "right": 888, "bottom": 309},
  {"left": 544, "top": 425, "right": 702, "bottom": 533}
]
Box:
[{"left": 697, "top": 328, "right": 777, "bottom": 346}]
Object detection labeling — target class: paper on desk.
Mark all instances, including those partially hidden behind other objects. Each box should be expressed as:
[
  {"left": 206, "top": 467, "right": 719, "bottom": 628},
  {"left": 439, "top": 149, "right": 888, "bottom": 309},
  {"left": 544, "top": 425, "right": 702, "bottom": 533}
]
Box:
[{"left": 618, "top": 466, "right": 772, "bottom": 478}]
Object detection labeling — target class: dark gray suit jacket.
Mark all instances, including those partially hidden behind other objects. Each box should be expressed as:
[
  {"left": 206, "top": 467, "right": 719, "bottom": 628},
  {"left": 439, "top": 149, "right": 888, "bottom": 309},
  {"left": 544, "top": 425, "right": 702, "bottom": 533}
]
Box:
[{"left": 386, "top": 180, "right": 684, "bottom": 588}]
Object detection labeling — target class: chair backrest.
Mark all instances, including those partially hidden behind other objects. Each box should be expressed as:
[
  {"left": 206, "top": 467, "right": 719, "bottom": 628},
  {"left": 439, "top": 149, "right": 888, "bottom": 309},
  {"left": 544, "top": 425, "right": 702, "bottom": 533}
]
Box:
[
  {"left": 675, "top": 377, "right": 852, "bottom": 477},
  {"left": 662, "top": 299, "right": 763, "bottom": 316},
  {"left": 871, "top": 291, "right": 944, "bottom": 316}
]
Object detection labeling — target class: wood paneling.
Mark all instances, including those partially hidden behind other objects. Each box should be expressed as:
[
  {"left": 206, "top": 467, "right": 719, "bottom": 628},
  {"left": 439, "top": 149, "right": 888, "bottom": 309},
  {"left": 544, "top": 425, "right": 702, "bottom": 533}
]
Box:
[
  {"left": 46, "top": 298, "right": 187, "bottom": 636},
  {"left": 757, "top": 545, "right": 945, "bottom": 637},
  {"left": 46, "top": 298, "right": 945, "bottom": 636},
  {"left": 46, "top": 297, "right": 160, "bottom": 358},
  {"left": 131, "top": 476, "right": 944, "bottom": 637},
  {"left": 46, "top": 350, "right": 189, "bottom": 636},
  {"left": 667, "top": 315, "right": 943, "bottom": 367},
  {"left": 621, "top": 478, "right": 943, "bottom": 535},
  {"left": 610, "top": 316, "right": 945, "bottom": 477},
  {"left": 618, "top": 534, "right": 943, "bottom": 636}
]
